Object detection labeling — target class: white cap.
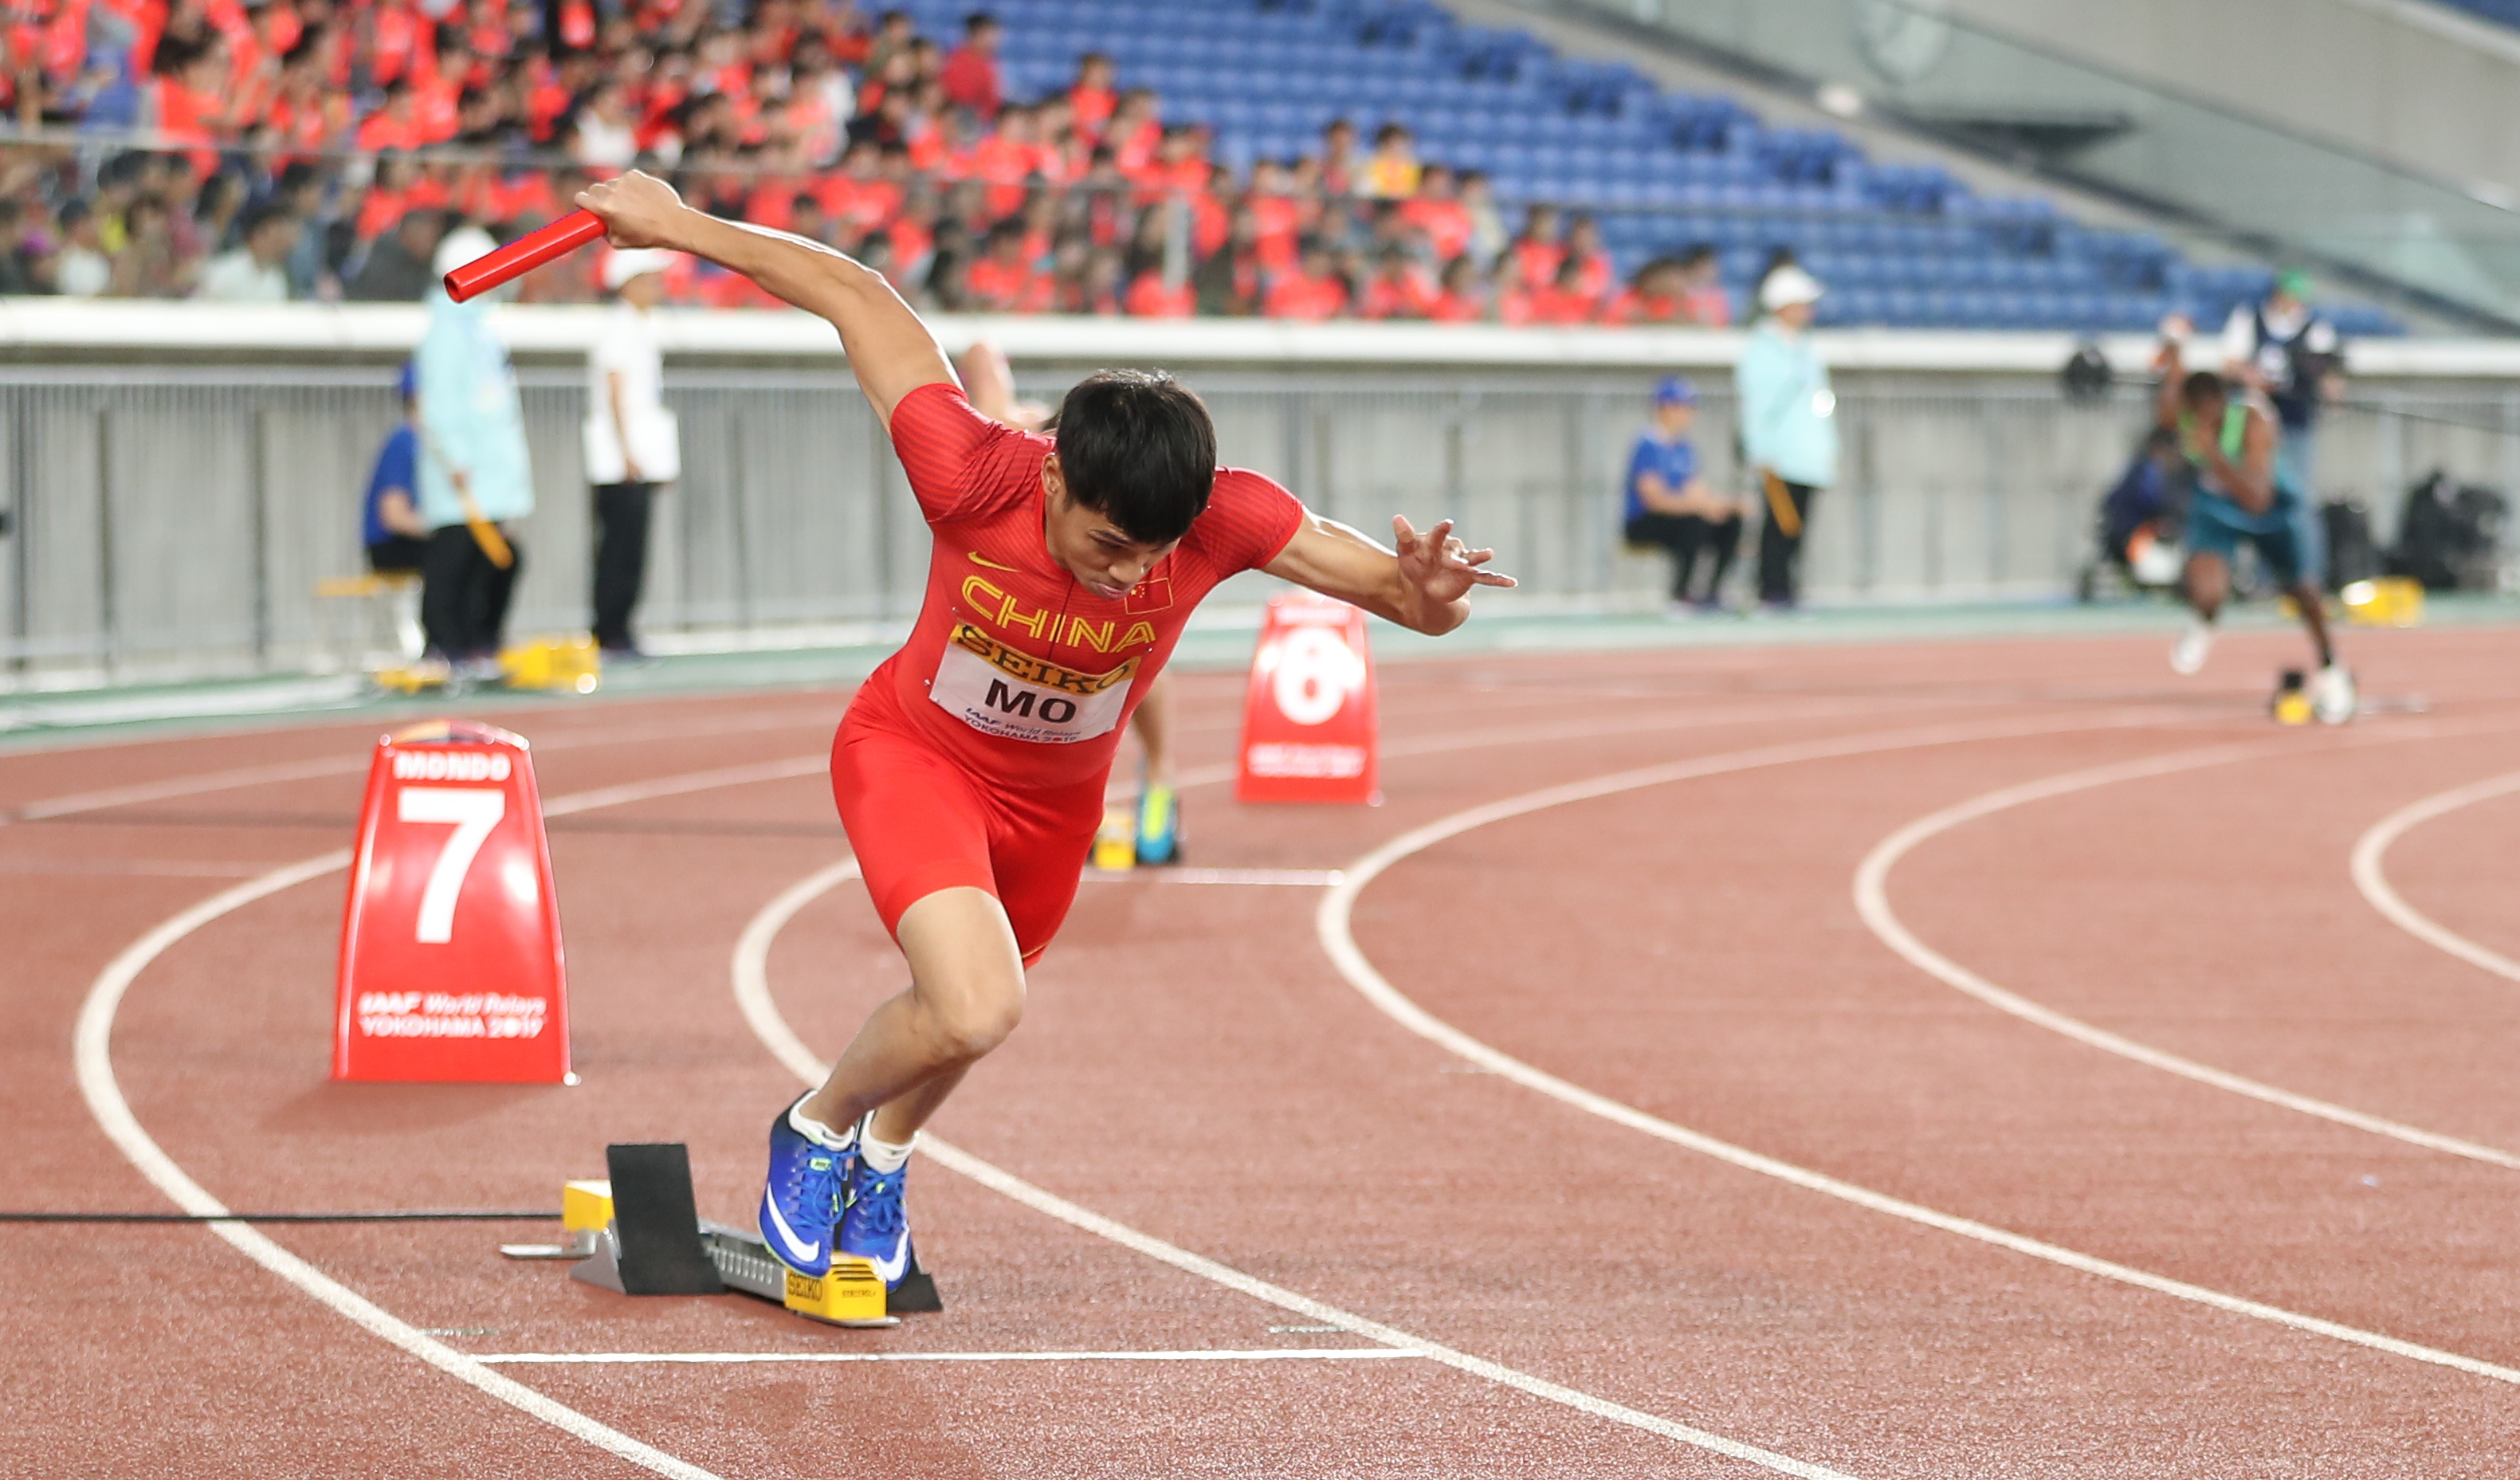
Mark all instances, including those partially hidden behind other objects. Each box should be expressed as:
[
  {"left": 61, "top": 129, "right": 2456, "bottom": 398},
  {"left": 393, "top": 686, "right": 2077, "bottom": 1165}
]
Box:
[
  {"left": 1759, "top": 264, "right": 1824, "bottom": 312},
  {"left": 603, "top": 246, "right": 677, "bottom": 290},
  {"left": 433, "top": 225, "right": 499, "bottom": 279}
]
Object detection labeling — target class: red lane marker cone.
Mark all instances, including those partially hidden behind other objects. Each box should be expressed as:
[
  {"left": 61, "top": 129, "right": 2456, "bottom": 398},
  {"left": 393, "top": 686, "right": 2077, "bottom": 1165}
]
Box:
[
  {"left": 333, "top": 720, "right": 571, "bottom": 1083},
  {"left": 1235, "top": 592, "right": 1379, "bottom": 806}
]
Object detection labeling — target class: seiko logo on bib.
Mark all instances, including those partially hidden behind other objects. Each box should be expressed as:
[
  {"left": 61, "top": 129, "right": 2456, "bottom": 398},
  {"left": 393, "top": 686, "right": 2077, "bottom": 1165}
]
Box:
[{"left": 930, "top": 622, "right": 1137, "bottom": 744}]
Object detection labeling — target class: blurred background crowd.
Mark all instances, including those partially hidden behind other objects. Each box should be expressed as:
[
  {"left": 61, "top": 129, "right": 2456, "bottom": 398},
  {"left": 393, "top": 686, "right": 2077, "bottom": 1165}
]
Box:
[{"left": 0, "top": 0, "right": 1744, "bottom": 321}]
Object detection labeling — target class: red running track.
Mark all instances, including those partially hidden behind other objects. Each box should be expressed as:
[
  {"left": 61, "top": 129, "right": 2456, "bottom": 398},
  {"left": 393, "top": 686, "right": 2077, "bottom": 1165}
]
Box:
[{"left": 6, "top": 624, "right": 2520, "bottom": 1478}]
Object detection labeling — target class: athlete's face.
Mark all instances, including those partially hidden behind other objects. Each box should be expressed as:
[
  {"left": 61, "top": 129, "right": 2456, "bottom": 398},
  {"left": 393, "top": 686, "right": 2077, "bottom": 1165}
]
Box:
[{"left": 1041, "top": 455, "right": 1180, "bottom": 601}]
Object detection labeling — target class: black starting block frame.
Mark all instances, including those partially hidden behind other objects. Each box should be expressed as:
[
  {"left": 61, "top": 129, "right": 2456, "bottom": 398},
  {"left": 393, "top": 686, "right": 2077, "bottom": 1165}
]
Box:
[{"left": 542, "top": 1143, "right": 940, "bottom": 1323}]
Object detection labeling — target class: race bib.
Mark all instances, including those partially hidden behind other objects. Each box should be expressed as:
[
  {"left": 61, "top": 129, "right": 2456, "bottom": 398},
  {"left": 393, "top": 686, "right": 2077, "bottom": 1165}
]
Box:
[{"left": 930, "top": 622, "right": 1136, "bottom": 744}]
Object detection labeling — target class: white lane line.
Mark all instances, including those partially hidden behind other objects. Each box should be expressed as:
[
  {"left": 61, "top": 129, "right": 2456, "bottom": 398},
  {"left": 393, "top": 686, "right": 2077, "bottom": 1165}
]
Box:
[
  {"left": 1082, "top": 868, "right": 1344, "bottom": 886},
  {"left": 734, "top": 862, "right": 1857, "bottom": 1480},
  {"left": 473, "top": 1348, "right": 1424, "bottom": 1366},
  {"left": 64, "top": 702, "right": 1842, "bottom": 1480},
  {"left": 18, "top": 710, "right": 830, "bottom": 820},
  {"left": 2351, "top": 770, "right": 2520, "bottom": 986},
  {"left": 75, "top": 850, "right": 722, "bottom": 1480},
  {"left": 69, "top": 750, "right": 899, "bottom": 1480},
  {"left": 1855, "top": 730, "right": 2520, "bottom": 1172},
  {"left": 1317, "top": 713, "right": 2520, "bottom": 1390}
]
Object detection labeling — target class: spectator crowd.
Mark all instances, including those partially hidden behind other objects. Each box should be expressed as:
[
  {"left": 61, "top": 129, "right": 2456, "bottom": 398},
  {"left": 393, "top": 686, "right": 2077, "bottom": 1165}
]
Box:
[{"left": 0, "top": 0, "right": 1740, "bottom": 324}]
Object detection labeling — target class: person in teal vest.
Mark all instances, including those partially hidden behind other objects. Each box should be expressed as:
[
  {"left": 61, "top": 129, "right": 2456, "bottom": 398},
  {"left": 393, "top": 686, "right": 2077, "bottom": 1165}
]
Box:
[
  {"left": 414, "top": 225, "right": 536, "bottom": 679},
  {"left": 1734, "top": 265, "right": 1836, "bottom": 610},
  {"left": 2153, "top": 324, "right": 2354, "bottom": 723}
]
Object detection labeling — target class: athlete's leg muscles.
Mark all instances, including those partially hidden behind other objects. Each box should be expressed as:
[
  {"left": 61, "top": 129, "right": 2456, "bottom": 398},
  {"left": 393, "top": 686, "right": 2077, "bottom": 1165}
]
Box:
[
  {"left": 800, "top": 885, "right": 1026, "bottom": 1139},
  {"left": 2287, "top": 580, "right": 2336, "bottom": 667},
  {"left": 2183, "top": 551, "right": 2230, "bottom": 620}
]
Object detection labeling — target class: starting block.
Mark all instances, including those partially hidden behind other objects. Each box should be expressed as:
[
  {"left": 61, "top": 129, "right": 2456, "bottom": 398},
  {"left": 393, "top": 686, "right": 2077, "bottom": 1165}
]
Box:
[
  {"left": 371, "top": 638, "right": 603, "bottom": 696},
  {"left": 505, "top": 1143, "right": 940, "bottom": 1329},
  {"left": 2271, "top": 668, "right": 2314, "bottom": 725},
  {"left": 2341, "top": 576, "right": 2424, "bottom": 628}
]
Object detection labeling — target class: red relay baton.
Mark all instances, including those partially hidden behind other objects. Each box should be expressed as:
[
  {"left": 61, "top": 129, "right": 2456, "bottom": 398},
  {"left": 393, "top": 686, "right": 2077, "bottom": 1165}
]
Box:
[{"left": 443, "top": 210, "right": 606, "bottom": 301}]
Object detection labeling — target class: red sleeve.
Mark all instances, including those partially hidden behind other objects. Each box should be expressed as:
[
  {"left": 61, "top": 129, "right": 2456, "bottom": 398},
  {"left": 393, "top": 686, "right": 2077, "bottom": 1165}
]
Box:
[
  {"left": 1195, "top": 468, "right": 1306, "bottom": 574},
  {"left": 888, "top": 381, "right": 1046, "bottom": 525}
]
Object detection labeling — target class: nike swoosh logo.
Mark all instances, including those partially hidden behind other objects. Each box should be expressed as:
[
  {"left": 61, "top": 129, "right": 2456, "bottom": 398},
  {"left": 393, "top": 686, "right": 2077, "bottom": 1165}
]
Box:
[
  {"left": 763, "top": 1190, "right": 822, "bottom": 1262},
  {"left": 866, "top": 1231, "right": 910, "bottom": 1285},
  {"left": 968, "top": 552, "right": 1023, "bottom": 571}
]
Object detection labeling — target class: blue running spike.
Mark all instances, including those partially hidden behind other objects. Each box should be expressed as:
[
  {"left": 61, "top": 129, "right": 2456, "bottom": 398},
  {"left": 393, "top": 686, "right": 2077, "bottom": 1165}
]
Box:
[
  {"left": 838, "top": 1151, "right": 916, "bottom": 1291},
  {"left": 757, "top": 1096, "right": 846, "bottom": 1278}
]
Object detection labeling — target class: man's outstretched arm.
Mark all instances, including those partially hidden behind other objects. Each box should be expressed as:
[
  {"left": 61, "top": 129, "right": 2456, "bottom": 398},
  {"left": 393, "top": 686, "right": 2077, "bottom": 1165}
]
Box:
[
  {"left": 1262, "top": 512, "right": 1515, "bottom": 636},
  {"left": 577, "top": 171, "right": 955, "bottom": 429}
]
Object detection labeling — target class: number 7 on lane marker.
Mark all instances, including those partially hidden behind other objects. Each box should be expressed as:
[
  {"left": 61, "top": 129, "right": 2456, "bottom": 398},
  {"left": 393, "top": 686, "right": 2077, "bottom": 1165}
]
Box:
[{"left": 398, "top": 787, "right": 508, "bottom": 944}]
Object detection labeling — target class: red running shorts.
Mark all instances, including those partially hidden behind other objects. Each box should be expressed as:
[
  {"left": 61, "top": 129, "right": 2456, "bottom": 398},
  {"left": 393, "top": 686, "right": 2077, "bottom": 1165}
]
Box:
[{"left": 830, "top": 686, "right": 1105, "bottom": 965}]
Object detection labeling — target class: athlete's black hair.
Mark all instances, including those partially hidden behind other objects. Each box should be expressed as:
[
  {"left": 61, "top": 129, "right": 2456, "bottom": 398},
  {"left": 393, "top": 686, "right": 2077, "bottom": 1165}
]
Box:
[
  {"left": 2180, "top": 369, "right": 2227, "bottom": 406},
  {"left": 1052, "top": 370, "right": 1215, "bottom": 545}
]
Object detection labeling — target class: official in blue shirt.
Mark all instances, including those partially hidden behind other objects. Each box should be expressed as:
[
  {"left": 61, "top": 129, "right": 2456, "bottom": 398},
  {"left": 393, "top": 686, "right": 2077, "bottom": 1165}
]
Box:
[
  {"left": 1623, "top": 375, "right": 1738, "bottom": 611},
  {"left": 362, "top": 363, "right": 430, "bottom": 572}
]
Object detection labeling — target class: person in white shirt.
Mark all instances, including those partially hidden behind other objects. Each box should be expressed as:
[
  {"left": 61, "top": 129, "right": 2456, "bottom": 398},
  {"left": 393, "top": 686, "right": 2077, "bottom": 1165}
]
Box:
[
  {"left": 585, "top": 246, "right": 680, "bottom": 658},
  {"left": 53, "top": 201, "right": 111, "bottom": 298},
  {"left": 194, "top": 203, "right": 301, "bottom": 302}
]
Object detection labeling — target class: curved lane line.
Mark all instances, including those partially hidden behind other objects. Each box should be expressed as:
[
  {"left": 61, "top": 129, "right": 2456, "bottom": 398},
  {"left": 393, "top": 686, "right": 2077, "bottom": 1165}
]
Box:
[
  {"left": 1855, "top": 734, "right": 2520, "bottom": 1171},
  {"left": 2350, "top": 770, "right": 2520, "bottom": 985},
  {"left": 732, "top": 860, "right": 1857, "bottom": 1480},
  {"left": 1317, "top": 715, "right": 2520, "bottom": 1389},
  {"left": 67, "top": 755, "right": 905, "bottom": 1480},
  {"left": 68, "top": 703, "right": 1915, "bottom": 1480},
  {"left": 18, "top": 710, "right": 832, "bottom": 821}
]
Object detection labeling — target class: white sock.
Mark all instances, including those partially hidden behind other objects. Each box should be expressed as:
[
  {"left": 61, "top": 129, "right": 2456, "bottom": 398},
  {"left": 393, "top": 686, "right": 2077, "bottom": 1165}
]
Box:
[
  {"left": 789, "top": 1101, "right": 856, "bottom": 1152},
  {"left": 857, "top": 1126, "right": 916, "bottom": 1174}
]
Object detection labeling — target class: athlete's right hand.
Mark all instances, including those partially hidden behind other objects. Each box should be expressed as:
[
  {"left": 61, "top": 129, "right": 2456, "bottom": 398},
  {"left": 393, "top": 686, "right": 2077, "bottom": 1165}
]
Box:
[{"left": 578, "top": 171, "right": 687, "bottom": 252}]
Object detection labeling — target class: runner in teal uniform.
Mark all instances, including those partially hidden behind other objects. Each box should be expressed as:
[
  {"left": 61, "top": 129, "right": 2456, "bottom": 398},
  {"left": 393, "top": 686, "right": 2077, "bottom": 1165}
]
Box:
[{"left": 2153, "top": 325, "right": 2355, "bottom": 723}]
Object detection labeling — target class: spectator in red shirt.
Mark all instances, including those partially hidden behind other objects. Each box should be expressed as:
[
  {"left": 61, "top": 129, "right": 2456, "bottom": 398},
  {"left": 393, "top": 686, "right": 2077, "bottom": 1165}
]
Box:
[
  {"left": 1358, "top": 244, "right": 1438, "bottom": 320},
  {"left": 1605, "top": 256, "right": 1687, "bottom": 326},
  {"left": 938, "top": 11, "right": 1001, "bottom": 120},
  {"left": 1507, "top": 204, "right": 1562, "bottom": 293},
  {"left": 1066, "top": 51, "right": 1114, "bottom": 141},
  {"left": 1522, "top": 256, "right": 1601, "bottom": 325},
  {"left": 1562, "top": 213, "right": 1614, "bottom": 300},
  {"left": 963, "top": 218, "right": 1051, "bottom": 312},
  {"left": 967, "top": 102, "right": 1038, "bottom": 219},
  {"left": 1675, "top": 243, "right": 1732, "bottom": 326},
  {"left": 1427, "top": 254, "right": 1489, "bottom": 323},
  {"left": 1264, "top": 235, "right": 1348, "bottom": 321},
  {"left": 355, "top": 78, "right": 429, "bottom": 152},
  {"left": 1397, "top": 163, "right": 1470, "bottom": 263},
  {"left": 1124, "top": 264, "right": 1191, "bottom": 317},
  {"left": 817, "top": 138, "right": 902, "bottom": 235},
  {"left": 1102, "top": 89, "right": 1160, "bottom": 177}
]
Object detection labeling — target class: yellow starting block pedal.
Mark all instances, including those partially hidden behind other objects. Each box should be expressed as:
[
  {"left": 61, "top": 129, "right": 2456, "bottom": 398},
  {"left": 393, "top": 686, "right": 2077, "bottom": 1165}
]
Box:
[
  {"left": 1091, "top": 807, "right": 1137, "bottom": 871},
  {"left": 783, "top": 1257, "right": 890, "bottom": 1326},
  {"left": 498, "top": 1177, "right": 613, "bottom": 1260},
  {"left": 501, "top": 636, "right": 603, "bottom": 694},
  {"left": 2271, "top": 668, "right": 2314, "bottom": 725},
  {"left": 2341, "top": 576, "right": 2424, "bottom": 628},
  {"left": 521, "top": 1143, "right": 938, "bottom": 1328}
]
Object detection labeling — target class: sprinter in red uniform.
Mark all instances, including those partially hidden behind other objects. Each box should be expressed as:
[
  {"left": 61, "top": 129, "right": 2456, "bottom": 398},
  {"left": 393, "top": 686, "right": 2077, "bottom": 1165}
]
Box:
[{"left": 576, "top": 171, "right": 1515, "bottom": 1290}]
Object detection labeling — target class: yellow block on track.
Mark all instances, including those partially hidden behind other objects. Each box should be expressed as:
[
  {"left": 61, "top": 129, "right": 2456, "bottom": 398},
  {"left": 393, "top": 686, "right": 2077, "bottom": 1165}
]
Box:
[
  {"left": 784, "top": 1258, "right": 889, "bottom": 1325},
  {"left": 562, "top": 1179, "right": 614, "bottom": 1234},
  {"left": 2341, "top": 577, "right": 2424, "bottom": 628}
]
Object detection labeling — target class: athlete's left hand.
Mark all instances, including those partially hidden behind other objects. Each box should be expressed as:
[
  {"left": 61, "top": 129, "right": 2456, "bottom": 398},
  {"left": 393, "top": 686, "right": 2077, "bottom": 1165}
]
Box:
[{"left": 1394, "top": 515, "right": 1516, "bottom": 607}]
